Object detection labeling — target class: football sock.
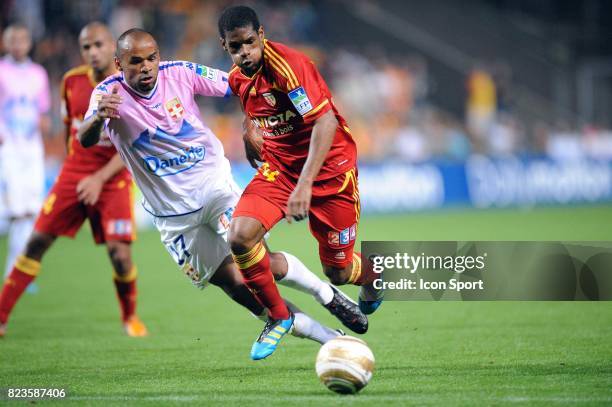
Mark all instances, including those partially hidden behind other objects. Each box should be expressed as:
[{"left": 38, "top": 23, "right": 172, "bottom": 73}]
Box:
[
  {"left": 347, "top": 252, "right": 377, "bottom": 286},
  {"left": 4, "top": 217, "right": 34, "bottom": 278},
  {"left": 113, "top": 266, "right": 138, "bottom": 322},
  {"left": 232, "top": 242, "right": 290, "bottom": 320},
  {"left": 277, "top": 251, "right": 334, "bottom": 305},
  {"left": 285, "top": 300, "right": 340, "bottom": 344},
  {"left": 0, "top": 255, "right": 40, "bottom": 324}
]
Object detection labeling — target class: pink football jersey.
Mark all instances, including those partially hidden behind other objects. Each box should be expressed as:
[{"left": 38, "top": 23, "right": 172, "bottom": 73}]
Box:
[{"left": 85, "top": 61, "right": 232, "bottom": 216}]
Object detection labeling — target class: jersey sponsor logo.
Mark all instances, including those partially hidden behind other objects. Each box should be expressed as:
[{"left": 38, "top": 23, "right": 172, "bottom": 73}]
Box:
[
  {"left": 288, "top": 86, "right": 313, "bottom": 115},
  {"left": 165, "top": 97, "right": 184, "bottom": 120},
  {"left": 262, "top": 92, "right": 276, "bottom": 107},
  {"left": 143, "top": 145, "right": 206, "bottom": 177},
  {"left": 195, "top": 64, "right": 218, "bottom": 81},
  {"left": 252, "top": 109, "right": 297, "bottom": 129}
]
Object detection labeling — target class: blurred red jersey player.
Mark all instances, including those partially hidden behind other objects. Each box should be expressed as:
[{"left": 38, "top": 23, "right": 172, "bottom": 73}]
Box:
[
  {"left": 0, "top": 22, "right": 147, "bottom": 338},
  {"left": 218, "top": 5, "right": 383, "bottom": 330}
]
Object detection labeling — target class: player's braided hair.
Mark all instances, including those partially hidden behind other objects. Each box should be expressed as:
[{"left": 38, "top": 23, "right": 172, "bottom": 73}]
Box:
[{"left": 218, "top": 5, "right": 260, "bottom": 38}]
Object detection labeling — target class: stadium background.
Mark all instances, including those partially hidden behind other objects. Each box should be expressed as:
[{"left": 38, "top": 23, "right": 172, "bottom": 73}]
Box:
[{"left": 1, "top": 0, "right": 611, "bottom": 404}]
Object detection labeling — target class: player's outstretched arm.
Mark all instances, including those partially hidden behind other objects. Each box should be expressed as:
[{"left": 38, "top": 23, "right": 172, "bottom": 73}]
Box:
[
  {"left": 286, "top": 110, "right": 338, "bottom": 222},
  {"left": 78, "top": 86, "right": 122, "bottom": 148}
]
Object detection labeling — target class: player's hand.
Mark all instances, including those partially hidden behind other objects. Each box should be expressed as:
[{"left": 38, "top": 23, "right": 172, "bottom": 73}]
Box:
[
  {"left": 285, "top": 182, "right": 312, "bottom": 223},
  {"left": 96, "top": 86, "right": 122, "bottom": 120},
  {"left": 76, "top": 174, "right": 104, "bottom": 206}
]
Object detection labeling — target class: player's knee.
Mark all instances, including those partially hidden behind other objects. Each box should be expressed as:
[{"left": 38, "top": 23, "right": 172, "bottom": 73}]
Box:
[
  {"left": 268, "top": 252, "right": 287, "bottom": 280},
  {"left": 323, "top": 264, "right": 352, "bottom": 286},
  {"left": 23, "top": 232, "right": 55, "bottom": 261},
  {"left": 107, "top": 242, "right": 132, "bottom": 274},
  {"left": 228, "top": 225, "right": 257, "bottom": 255}
]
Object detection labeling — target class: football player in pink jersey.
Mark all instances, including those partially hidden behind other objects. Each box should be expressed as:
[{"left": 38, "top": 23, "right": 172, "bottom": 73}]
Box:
[{"left": 0, "top": 24, "right": 50, "bottom": 296}]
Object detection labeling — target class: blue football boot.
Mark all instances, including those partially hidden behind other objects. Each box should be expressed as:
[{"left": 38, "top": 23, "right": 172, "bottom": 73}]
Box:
[{"left": 250, "top": 312, "right": 295, "bottom": 360}]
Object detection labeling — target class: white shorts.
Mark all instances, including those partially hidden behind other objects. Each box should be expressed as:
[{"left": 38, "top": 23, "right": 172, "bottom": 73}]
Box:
[
  {"left": 152, "top": 176, "right": 242, "bottom": 289},
  {"left": 0, "top": 144, "right": 44, "bottom": 218}
]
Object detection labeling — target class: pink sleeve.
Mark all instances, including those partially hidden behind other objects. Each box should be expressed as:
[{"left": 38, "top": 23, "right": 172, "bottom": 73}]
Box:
[
  {"left": 37, "top": 67, "right": 51, "bottom": 114},
  {"left": 183, "top": 61, "right": 231, "bottom": 98}
]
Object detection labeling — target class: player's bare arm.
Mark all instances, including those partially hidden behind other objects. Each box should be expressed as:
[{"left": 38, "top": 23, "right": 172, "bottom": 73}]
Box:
[
  {"left": 286, "top": 110, "right": 338, "bottom": 222},
  {"left": 242, "top": 116, "right": 263, "bottom": 168},
  {"left": 76, "top": 154, "right": 125, "bottom": 206},
  {"left": 78, "top": 86, "right": 122, "bottom": 148}
]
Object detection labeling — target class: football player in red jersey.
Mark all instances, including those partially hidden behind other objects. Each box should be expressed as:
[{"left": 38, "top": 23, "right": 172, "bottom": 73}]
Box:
[
  {"left": 0, "top": 22, "right": 147, "bottom": 338},
  {"left": 218, "top": 6, "right": 383, "bottom": 358}
]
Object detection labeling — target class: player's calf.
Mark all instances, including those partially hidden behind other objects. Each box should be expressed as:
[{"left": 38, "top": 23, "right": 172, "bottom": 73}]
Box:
[{"left": 106, "top": 240, "right": 146, "bottom": 335}]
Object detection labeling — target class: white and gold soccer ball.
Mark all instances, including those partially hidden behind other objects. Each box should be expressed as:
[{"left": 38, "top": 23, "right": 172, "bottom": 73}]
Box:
[{"left": 315, "top": 336, "right": 375, "bottom": 394}]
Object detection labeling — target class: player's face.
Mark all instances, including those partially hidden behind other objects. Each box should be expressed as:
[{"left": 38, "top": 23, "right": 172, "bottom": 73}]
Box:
[
  {"left": 221, "top": 25, "right": 264, "bottom": 76},
  {"left": 116, "top": 40, "right": 160, "bottom": 93},
  {"left": 3, "top": 27, "right": 32, "bottom": 62},
  {"left": 79, "top": 28, "right": 115, "bottom": 73}
]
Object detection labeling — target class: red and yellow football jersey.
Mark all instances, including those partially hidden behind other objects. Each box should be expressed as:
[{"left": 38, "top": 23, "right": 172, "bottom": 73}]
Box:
[
  {"left": 228, "top": 40, "right": 356, "bottom": 181},
  {"left": 60, "top": 65, "right": 130, "bottom": 179}
]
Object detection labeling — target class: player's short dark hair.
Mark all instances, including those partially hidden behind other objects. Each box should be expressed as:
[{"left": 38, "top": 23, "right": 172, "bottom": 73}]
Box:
[
  {"left": 116, "top": 28, "right": 155, "bottom": 57},
  {"left": 218, "top": 6, "right": 260, "bottom": 39}
]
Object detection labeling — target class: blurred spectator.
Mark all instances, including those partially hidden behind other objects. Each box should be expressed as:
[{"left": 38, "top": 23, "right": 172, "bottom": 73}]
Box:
[{"left": 466, "top": 64, "right": 497, "bottom": 147}]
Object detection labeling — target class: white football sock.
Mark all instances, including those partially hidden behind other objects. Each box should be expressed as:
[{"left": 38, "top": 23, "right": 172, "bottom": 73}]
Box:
[
  {"left": 277, "top": 251, "right": 334, "bottom": 305},
  {"left": 285, "top": 300, "right": 340, "bottom": 344},
  {"left": 4, "top": 217, "right": 34, "bottom": 278}
]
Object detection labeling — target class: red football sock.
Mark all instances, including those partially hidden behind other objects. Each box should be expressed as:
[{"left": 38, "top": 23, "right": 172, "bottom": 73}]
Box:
[
  {"left": 233, "top": 242, "right": 289, "bottom": 320},
  {"left": 0, "top": 256, "right": 41, "bottom": 324},
  {"left": 113, "top": 267, "right": 137, "bottom": 322},
  {"left": 347, "top": 252, "right": 376, "bottom": 286}
]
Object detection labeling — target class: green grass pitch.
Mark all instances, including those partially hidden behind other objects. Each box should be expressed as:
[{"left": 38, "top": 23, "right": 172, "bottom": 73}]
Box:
[{"left": 1, "top": 205, "right": 611, "bottom": 405}]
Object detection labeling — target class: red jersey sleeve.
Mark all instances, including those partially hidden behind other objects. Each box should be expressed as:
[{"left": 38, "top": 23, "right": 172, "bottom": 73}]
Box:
[{"left": 264, "top": 41, "right": 332, "bottom": 124}]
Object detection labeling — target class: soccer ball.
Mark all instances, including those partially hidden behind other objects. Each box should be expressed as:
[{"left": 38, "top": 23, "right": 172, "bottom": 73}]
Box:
[{"left": 315, "top": 336, "right": 375, "bottom": 394}]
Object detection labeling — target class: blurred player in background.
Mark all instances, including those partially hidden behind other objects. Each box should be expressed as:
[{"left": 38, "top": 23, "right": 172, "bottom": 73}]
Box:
[
  {"left": 0, "top": 22, "right": 147, "bottom": 338},
  {"left": 218, "top": 6, "right": 383, "bottom": 357},
  {"left": 0, "top": 24, "right": 50, "bottom": 294},
  {"left": 78, "top": 29, "right": 367, "bottom": 359}
]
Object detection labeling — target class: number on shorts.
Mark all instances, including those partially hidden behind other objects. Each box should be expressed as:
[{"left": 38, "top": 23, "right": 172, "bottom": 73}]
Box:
[{"left": 168, "top": 234, "right": 191, "bottom": 266}]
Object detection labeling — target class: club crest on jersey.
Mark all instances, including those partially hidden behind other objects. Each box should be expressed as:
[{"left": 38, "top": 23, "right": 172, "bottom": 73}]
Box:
[
  {"left": 262, "top": 92, "right": 276, "bottom": 107},
  {"left": 165, "top": 97, "right": 184, "bottom": 120}
]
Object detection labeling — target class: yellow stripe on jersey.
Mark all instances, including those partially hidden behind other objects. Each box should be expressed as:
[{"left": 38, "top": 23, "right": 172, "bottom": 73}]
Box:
[
  {"left": 263, "top": 53, "right": 295, "bottom": 90},
  {"left": 265, "top": 46, "right": 299, "bottom": 88},
  {"left": 264, "top": 42, "right": 299, "bottom": 89},
  {"left": 15, "top": 255, "right": 41, "bottom": 277},
  {"left": 302, "top": 99, "right": 330, "bottom": 119},
  {"left": 229, "top": 65, "right": 240, "bottom": 76}
]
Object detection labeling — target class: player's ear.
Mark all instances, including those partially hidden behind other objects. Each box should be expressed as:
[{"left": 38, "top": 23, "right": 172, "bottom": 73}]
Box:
[
  {"left": 258, "top": 26, "right": 265, "bottom": 41},
  {"left": 219, "top": 37, "right": 227, "bottom": 51},
  {"left": 114, "top": 56, "right": 122, "bottom": 71}
]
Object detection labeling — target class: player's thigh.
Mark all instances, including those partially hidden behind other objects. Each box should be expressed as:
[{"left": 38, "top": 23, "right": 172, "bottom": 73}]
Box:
[
  {"left": 309, "top": 173, "right": 360, "bottom": 269},
  {"left": 34, "top": 177, "right": 87, "bottom": 238},
  {"left": 90, "top": 181, "right": 135, "bottom": 245},
  {"left": 153, "top": 210, "right": 229, "bottom": 289},
  {"left": 233, "top": 173, "right": 289, "bottom": 229}
]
